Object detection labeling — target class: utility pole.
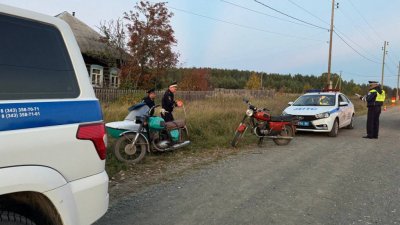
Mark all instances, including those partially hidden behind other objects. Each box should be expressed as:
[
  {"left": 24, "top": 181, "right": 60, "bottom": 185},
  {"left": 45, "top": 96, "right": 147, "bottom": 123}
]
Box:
[
  {"left": 327, "top": 0, "right": 337, "bottom": 89},
  {"left": 381, "top": 41, "right": 388, "bottom": 88},
  {"left": 397, "top": 61, "right": 400, "bottom": 101}
]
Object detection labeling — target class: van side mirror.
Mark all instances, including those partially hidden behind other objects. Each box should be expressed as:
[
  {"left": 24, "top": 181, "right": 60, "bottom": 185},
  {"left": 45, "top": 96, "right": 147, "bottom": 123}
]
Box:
[
  {"left": 339, "top": 101, "right": 348, "bottom": 107},
  {"left": 288, "top": 101, "right": 294, "bottom": 106}
]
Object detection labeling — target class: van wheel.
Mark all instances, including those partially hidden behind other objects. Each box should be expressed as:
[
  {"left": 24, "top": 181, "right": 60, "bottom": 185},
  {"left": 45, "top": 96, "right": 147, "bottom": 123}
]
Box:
[
  {"left": 0, "top": 211, "right": 36, "bottom": 225},
  {"left": 328, "top": 119, "right": 339, "bottom": 137}
]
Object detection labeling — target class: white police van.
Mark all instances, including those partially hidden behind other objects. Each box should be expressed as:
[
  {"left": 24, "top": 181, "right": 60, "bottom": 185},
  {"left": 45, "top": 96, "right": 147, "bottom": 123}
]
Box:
[
  {"left": 0, "top": 4, "right": 108, "bottom": 225},
  {"left": 282, "top": 90, "right": 355, "bottom": 137}
]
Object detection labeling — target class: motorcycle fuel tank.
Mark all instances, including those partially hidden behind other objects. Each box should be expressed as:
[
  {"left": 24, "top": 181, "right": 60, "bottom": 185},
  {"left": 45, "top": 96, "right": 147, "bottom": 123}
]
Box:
[{"left": 253, "top": 111, "right": 270, "bottom": 121}]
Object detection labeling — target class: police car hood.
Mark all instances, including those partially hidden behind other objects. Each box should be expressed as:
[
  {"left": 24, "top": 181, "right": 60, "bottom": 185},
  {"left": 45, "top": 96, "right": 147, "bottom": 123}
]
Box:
[{"left": 284, "top": 105, "right": 338, "bottom": 116}]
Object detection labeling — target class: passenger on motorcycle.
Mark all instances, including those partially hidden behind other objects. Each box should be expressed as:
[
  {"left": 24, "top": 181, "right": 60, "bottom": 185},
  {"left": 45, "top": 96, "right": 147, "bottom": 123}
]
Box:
[{"left": 142, "top": 88, "right": 157, "bottom": 116}]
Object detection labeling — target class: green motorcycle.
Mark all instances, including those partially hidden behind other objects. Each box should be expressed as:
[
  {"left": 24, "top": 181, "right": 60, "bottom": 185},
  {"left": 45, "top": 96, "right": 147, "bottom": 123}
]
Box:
[{"left": 106, "top": 103, "right": 190, "bottom": 163}]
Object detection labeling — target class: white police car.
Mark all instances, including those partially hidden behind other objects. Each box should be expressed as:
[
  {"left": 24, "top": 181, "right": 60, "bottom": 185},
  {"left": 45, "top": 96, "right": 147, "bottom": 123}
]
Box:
[
  {"left": 0, "top": 4, "right": 108, "bottom": 225},
  {"left": 282, "top": 90, "right": 355, "bottom": 137}
]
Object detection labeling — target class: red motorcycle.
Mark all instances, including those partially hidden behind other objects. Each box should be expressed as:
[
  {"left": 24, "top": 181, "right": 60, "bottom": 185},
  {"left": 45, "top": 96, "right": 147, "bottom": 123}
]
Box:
[{"left": 231, "top": 99, "right": 298, "bottom": 147}]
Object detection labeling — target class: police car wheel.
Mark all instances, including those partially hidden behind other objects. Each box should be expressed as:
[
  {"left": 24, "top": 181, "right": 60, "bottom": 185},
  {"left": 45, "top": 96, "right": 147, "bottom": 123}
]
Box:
[
  {"left": 328, "top": 119, "right": 339, "bottom": 137},
  {"left": 346, "top": 115, "right": 354, "bottom": 129}
]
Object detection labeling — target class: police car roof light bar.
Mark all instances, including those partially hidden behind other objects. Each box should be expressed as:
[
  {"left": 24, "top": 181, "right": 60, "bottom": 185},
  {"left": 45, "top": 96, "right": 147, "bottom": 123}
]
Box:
[{"left": 305, "top": 88, "right": 339, "bottom": 93}]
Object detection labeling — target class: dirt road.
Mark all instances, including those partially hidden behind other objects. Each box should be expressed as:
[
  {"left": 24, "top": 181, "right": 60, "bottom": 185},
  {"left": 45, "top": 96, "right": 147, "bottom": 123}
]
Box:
[{"left": 96, "top": 106, "right": 400, "bottom": 225}]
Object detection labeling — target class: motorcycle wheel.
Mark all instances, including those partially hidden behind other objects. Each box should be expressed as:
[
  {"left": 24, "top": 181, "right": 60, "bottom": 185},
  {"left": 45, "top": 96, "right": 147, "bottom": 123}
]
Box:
[
  {"left": 273, "top": 125, "right": 294, "bottom": 146},
  {"left": 231, "top": 130, "right": 244, "bottom": 147},
  {"left": 114, "top": 133, "right": 148, "bottom": 163}
]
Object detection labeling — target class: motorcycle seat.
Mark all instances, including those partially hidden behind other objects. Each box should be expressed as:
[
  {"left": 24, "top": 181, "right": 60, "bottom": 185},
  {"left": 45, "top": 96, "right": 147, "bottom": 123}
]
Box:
[
  {"left": 270, "top": 115, "right": 294, "bottom": 122},
  {"left": 165, "top": 120, "right": 186, "bottom": 130}
]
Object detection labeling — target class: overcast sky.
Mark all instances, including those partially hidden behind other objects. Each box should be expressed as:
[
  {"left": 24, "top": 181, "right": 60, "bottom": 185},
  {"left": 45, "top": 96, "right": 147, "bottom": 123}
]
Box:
[{"left": 1, "top": 0, "right": 400, "bottom": 88}]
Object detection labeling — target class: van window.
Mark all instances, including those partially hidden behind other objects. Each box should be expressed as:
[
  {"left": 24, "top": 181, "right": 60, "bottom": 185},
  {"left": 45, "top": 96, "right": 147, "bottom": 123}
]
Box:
[{"left": 0, "top": 13, "right": 80, "bottom": 100}]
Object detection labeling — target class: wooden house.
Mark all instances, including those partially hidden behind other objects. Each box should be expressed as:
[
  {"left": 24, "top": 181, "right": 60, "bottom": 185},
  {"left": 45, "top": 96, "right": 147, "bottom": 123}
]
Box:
[{"left": 56, "top": 12, "right": 124, "bottom": 88}]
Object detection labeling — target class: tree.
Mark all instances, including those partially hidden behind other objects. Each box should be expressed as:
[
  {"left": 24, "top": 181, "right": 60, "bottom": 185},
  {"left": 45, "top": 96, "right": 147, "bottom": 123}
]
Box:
[
  {"left": 245, "top": 73, "right": 262, "bottom": 90},
  {"left": 180, "top": 68, "right": 210, "bottom": 91},
  {"left": 98, "top": 18, "right": 132, "bottom": 88},
  {"left": 124, "top": 1, "right": 179, "bottom": 89},
  {"left": 98, "top": 18, "right": 128, "bottom": 68},
  {"left": 303, "top": 83, "right": 312, "bottom": 92},
  {"left": 352, "top": 86, "right": 362, "bottom": 95}
]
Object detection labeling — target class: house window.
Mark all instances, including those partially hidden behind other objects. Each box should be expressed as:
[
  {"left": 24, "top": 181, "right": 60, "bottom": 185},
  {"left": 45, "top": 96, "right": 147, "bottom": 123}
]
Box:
[
  {"left": 109, "top": 68, "right": 120, "bottom": 88},
  {"left": 90, "top": 65, "right": 103, "bottom": 87}
]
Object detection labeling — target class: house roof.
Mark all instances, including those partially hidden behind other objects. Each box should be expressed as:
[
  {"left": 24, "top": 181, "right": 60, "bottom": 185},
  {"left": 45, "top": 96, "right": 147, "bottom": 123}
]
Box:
[{"left": 56, "top": 11, "right": 107, "bottom": 55}]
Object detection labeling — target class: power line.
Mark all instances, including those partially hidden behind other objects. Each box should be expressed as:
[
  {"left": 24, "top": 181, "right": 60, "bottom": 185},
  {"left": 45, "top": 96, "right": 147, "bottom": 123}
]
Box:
[
  {"left": 167, "top": 5, "right": 326, "bottom": 42},
  {"left": 286, "top": 0, "right": 330, "bottom": 25},
  {"left": 347, "top": 0, "right": 384, "bottom": 42},
  {"left": 220, "top": 0, "right": 317, "bottom": 29},
  {"left": 385, "top": 64, "right": 397, "bottom": 77},
  {"left": 343, "top": 71, "right": 381, "bottom": 78},
  {"left": 387, "top": 53, "right": 399, "bottom": 69},
  {"left": 254, "top": 0, "right": 329, "bottom": 31},
  {"left": 333, "top": 30, "right": 380, "bottom": 64},
  {"left": 334, "top": 26, "right": 380, "bottom": 62},
  {"left": 336, "top": 8, "right": 380, "bottom": 59},
  {"left": 336, "top": 7, "right": 378, "bottom": 48}
]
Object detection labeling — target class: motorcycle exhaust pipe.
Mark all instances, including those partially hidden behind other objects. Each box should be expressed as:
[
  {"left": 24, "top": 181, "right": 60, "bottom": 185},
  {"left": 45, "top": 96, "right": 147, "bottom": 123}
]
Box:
[
  {"left": 166, "top": 141, "right": 191, "bottom": 151},
  {"left": 264, "top": 136, "right": 293, "bottom": 139}
]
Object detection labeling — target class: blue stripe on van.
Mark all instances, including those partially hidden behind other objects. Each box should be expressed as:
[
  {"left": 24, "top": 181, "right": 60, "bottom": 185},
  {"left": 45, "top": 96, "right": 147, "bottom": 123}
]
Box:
[{"left": 0, "top": 100, "right": 102, "bottom": 131}]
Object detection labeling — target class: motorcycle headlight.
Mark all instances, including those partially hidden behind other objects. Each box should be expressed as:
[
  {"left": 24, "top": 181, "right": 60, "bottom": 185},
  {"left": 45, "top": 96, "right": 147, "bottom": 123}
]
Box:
[
  {"left": 315, "top": 112, "right": 330, "bottom": 119},
  {"left": 246, "top": 109, "right": 254, "bottom": 117}
]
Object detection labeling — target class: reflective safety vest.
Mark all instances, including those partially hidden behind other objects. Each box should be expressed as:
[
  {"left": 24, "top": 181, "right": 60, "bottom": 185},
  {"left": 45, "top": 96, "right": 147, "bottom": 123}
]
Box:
[{"left": 370, "top": 89, "right": 385, "bottom": 102}]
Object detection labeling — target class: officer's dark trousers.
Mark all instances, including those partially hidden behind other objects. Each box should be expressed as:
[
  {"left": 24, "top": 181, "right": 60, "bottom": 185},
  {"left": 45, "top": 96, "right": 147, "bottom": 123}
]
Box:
[
  {"left": 366, "top": 105, "right": 381, "bottom": 138},
  {"left": 162, "top": 112, "right": 174, "bottom": 122}
]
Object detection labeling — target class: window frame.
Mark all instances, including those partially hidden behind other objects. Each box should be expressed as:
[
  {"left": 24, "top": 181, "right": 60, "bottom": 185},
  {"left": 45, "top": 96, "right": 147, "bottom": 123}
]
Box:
[
  {"left": 109, "top": 68, "right": 120, "bottom": 88},
  {"left": 90, "top": 65, "right": 104, "bottom": 88}
]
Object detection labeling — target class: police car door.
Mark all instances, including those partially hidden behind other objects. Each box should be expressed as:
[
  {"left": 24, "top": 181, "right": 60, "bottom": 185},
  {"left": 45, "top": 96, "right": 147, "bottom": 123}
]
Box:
[{"left": 338, "top": 94, "right": 350, "bottom": 127}]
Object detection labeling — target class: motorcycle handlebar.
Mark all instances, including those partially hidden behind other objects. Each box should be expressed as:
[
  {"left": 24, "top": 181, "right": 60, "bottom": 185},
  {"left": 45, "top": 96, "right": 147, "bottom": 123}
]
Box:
[
  {"left": 243, "top": 99, "right": 270, "bottom": 112},
  {"left": 243, "top": 98, "right": 257, "bottom": 111}
]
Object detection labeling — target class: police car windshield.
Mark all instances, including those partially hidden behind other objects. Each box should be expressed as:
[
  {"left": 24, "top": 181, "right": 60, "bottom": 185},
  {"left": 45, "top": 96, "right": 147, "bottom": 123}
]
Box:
[
  {"left": 293, "top": 95, "right": 336, "bottom": 106},
  {"left": 125, "top": 104, "right": 150, "bottom": 121}
]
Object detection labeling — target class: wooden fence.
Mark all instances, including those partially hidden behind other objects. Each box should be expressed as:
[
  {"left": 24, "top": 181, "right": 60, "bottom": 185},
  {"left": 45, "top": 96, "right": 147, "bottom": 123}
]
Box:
[{"left": 94, "top": 88, "right": 276, "bottom": 103}]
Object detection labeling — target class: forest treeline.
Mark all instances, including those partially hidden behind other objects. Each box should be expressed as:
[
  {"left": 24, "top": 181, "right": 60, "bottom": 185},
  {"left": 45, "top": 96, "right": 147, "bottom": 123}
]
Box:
[{"left": 162, "top": 67, "right": 395, "bottom": 97}]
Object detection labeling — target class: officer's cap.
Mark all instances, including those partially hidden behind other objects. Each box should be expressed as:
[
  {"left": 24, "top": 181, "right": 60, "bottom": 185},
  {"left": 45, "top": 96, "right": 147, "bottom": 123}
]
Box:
[
  {"left": 169, "top": 81, "right": 178, "bottom": 88},
  {"left": 368, "top": 81, "right": 379, "bottom": 85}
]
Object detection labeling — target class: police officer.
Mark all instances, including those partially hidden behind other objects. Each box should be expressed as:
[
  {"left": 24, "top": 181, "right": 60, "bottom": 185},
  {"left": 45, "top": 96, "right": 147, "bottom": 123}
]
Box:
[
  {"left": 358, "top": 81, "right": 385, "bottom": 139},
  {"left": 142, "top": 88, "right": 156, "bottom": 116},
  {"left": 319, "top": 95, "right": 329, "bottom": 105},
  {"left": 161, "top": 82, "right": 178, "bottom": 122}
]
